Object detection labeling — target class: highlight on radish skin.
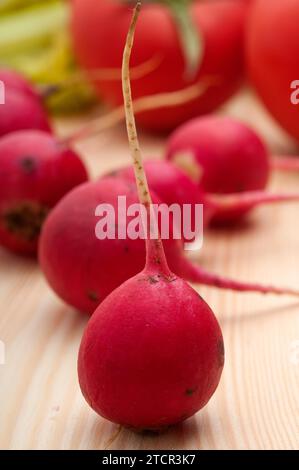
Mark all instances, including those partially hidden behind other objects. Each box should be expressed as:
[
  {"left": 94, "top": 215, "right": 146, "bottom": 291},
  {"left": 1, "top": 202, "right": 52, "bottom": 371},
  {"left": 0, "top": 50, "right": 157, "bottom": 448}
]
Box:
[
  {"left": 0, "top": 130, "right": 88, "bottom": 256},
  {"left": 77, "top": 3, "right": 224, "bottom": 431}
]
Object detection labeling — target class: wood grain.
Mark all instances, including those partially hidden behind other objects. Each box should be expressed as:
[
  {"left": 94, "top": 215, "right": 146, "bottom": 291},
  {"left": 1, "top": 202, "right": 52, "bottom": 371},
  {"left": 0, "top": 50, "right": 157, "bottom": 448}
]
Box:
[{"left": 0, "top": 91, "right": 298, "bottom": 450}]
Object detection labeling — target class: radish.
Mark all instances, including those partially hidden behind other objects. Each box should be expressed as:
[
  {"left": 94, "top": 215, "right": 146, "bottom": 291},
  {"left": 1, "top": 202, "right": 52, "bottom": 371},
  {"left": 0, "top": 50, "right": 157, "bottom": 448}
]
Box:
[
  {"left": 71, "top": 0, "right": 247, "bottom": 131},
  {"left": 116, "top": 159, "right": 299, "bottom": 228},
  {"left": 0, "top": 130, "right": 88, "bottom": 255},
  {"left": 112, "top": 158, "right": 214, "bottom": 230},
  {"left": 246, "top": 0, "right": 299, "bottom": 141},
  {"left": 39, "top": 175, "right": 299, "bottom": 314},
  {"left": 78, "top": 4, "right": 224, "bottom": 430},
  {"left": 166, "top": 115, "right": 299, "bottom": 223},
  {"left": 0, "top": 87, "right": 51, "bottom": 137},
  {"left": 0, "top": 68, "right": 52, "bottom": 136}
]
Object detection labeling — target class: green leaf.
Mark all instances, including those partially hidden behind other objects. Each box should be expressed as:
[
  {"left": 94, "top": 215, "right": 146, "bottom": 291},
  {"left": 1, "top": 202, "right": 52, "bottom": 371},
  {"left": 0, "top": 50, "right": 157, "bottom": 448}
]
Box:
[{"left": 166, "top": 0, "right": 204, "bottom": 79}]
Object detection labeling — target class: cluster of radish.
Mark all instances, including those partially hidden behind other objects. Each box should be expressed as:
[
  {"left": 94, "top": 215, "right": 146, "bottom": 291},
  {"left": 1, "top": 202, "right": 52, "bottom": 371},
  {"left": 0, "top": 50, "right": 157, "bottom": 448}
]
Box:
[
  {"left": 0, "top": 53, "right": 217, "bottom": 256},
  {"left": 0, "top": 70, "right": 89, "bottom": 254},
  {"left": 0, "top": 1, "right": 299, "bottom": 431},
  {"left": 71, "top": 0, "right": 299, "bottom": 141}
]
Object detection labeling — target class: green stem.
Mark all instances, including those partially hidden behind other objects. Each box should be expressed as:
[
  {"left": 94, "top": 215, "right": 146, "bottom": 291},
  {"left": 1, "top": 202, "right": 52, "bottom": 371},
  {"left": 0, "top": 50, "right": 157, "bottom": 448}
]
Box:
[{"left": 166, "top": 0, "right": 203, "bottom": 79}]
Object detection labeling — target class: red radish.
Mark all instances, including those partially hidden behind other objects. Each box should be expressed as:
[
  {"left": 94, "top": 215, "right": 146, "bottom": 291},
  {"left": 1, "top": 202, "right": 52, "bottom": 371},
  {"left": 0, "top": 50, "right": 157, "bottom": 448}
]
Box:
[
  {"left": 0, "top": 88, "right": 51, "bottom": 137},
  {"left": 246, "top": 0, "right": 299, "bottom": 141},
  {"left": 166, "top": 115, "right": 299, "bottom": 223},
  {"left": 39, "top": 174, "right": 299, "bottom": 315},
  {"left": 114, "top": 159, "right": 214, "bottom": 229},
  {"left": 0, "top": 68, "right": 52, "bottom": 136},
  {"left": 116, "top": 159, "right": 299, "bottom": 227},
  {"left": 0, "top": 130, "right": 88, "bottom": 256},
  {"left": 71, "top": 0, "right": 247, "bottom": 131},
  {"left": 167, "top": 115, "right": 270, "bottom": 194},
  {"left": 78, "top": 4, "right": 224, "bottom": 430},
  {"left": 39, "top": 176, "right": 178, "bottom": 313}
]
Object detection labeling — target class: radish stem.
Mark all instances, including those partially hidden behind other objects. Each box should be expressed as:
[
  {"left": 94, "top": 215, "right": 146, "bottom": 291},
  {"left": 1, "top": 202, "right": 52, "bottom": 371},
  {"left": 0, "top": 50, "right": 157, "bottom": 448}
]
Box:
[{"left": 122, "top": 2, "right": 172, "bottom": 277}]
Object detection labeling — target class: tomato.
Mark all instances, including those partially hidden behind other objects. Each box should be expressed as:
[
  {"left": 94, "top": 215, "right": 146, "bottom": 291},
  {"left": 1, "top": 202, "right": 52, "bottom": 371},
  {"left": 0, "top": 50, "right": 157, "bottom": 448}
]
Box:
[
  {"left": 246, "top": 0, "right": 299, "bottom": 141},
  {"left": 71, "top": 0, "right": 247, "bottom": 132}
]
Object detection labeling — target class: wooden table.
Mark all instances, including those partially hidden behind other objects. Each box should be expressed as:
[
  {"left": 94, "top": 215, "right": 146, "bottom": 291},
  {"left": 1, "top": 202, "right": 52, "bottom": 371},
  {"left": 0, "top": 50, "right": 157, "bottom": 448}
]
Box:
[{"left": 0, "top": 91, "right": 298, "bottom": 450}]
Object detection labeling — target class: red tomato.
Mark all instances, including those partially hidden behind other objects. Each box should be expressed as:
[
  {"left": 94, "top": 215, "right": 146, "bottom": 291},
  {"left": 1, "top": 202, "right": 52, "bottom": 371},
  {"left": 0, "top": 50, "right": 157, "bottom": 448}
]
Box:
[
  {"left": 71, "top": 0, "right": 247, "bottom": 132},
  {"left": 246, "top": 0, "right": 299, "bottom": 141}
]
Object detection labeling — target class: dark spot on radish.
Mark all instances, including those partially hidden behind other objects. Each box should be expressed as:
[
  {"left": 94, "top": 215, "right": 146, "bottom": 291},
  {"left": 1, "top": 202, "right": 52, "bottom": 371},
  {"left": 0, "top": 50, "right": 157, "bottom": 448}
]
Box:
[
  {"left": 88, "top": 291, "right": 100, "bottom": 302},
  {"left": 20, "top": 156, "right": 37, "bottom": 174},
  {"left": 185, "top": 387, "right": 197, "bottom": 396},
  {"left": 148, "top": 275, "right": 160, "bottom": 284},
  {"left": 3, "top": 201, "right": 49, "bottom": 241}
]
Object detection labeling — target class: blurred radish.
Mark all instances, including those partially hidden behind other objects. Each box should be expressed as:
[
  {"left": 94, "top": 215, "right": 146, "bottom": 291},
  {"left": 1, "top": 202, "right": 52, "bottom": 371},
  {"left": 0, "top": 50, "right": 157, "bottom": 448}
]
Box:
[
  {"left": 166, "top": 115, "right": 299, "bottom": 223},
  {"left": 246, "top": 0, "right": 299, "bottom": 141},
  {"left": 0, "top": 88, "right": 51, "bottom": 137},
  {"left": 0, "top": 68, "right": 51, "bottom": 136},
  {"left": 0, "top": 130, "right": 88, "bottom": 255},
  {"left": 71, "top": 0, "right": 247, "bottom": 131}
]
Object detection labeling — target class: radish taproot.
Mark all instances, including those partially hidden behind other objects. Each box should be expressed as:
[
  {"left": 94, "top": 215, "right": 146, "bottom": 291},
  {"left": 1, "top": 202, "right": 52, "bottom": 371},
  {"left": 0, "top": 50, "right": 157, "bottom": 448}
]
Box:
[
  {"left": 0, "top": 130, "right": 88, "bottom": 255},
  {"left": 39, "top": 173, "right": 299, "bottom": 315},
  {"left": 166, "top": 115, "right": 299, "bottom": 223},
  {"left": 78, "top": 4, "right": 224, "bottom": 430},
  {"left": 71, "top": 0, "right": 247, "bottom": 131},
  {"left": 116, "top": 159, "right": 299, "bottom": 228}
]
